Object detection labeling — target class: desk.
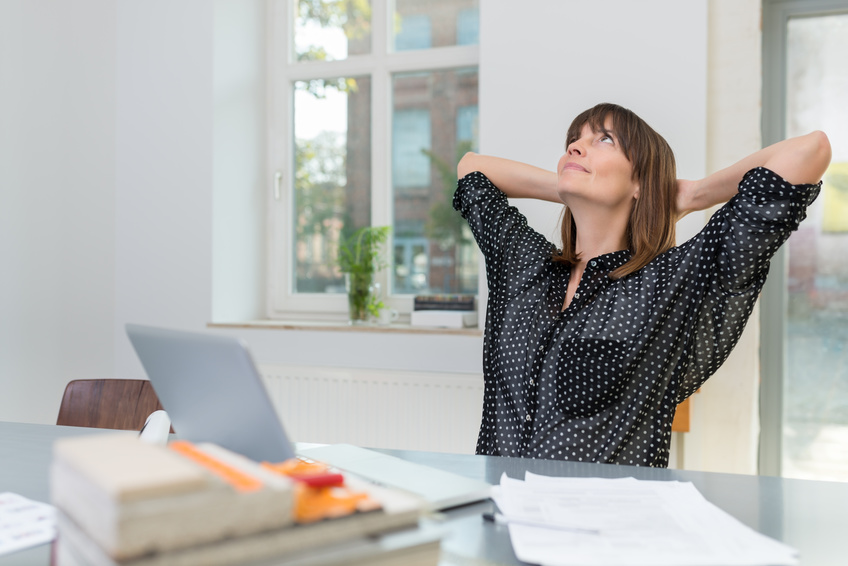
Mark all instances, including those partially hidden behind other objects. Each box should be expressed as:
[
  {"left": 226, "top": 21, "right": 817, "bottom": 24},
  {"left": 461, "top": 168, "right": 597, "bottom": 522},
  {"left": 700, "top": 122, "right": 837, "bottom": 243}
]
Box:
[{"left": 2, "top": 421, "right": 847, "bottom": 566}]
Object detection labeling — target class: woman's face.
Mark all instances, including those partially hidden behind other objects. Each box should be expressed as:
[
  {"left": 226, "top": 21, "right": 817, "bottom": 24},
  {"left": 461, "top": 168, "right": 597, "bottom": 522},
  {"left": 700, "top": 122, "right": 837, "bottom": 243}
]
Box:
[{"left": 555, "top": 118, "right": 639, "bottom": 210}]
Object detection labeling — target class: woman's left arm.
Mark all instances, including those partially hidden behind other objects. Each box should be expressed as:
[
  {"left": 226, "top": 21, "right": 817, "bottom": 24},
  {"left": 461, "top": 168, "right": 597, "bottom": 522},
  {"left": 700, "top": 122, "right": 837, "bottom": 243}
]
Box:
[{"left": 676, "top": 130, "right": 832, "bottom": 218}]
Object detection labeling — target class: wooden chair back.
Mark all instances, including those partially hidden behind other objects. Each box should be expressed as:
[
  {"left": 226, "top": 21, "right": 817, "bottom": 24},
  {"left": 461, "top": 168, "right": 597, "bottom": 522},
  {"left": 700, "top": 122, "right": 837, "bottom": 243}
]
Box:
[
  {"left": 672, "top": 397, "right": 691, "bottom": 433},
  {"left": 56, "top": 379, "right": 168, "bottom": 431}
]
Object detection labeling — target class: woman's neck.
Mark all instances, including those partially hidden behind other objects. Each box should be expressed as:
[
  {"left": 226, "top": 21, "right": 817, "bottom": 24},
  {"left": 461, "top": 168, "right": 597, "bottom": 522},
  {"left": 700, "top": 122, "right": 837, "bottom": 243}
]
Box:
[
  {"left": 571, "top": 206, "right": 630, "bottom": 264},
  {"left": 562, "top": 209, "right": 628, "bottom": 311}
]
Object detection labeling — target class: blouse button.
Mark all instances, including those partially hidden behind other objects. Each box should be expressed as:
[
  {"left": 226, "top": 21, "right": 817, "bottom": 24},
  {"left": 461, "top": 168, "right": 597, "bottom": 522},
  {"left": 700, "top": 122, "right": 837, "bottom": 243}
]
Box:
[
  {"left": 538, "top": 345, "right": 544, "bottom": 353},
  {"left": 574, "top": 293, "right": 581, "bottom": 299},
  {"left": 525, "top": 414, "right": 532, "bottom": 422},
  {"left": 530, "top": 379, "right": 535, "bottom": 386},
  {"left": 590, "top": 260, "right": 597, "bottom": 267}
]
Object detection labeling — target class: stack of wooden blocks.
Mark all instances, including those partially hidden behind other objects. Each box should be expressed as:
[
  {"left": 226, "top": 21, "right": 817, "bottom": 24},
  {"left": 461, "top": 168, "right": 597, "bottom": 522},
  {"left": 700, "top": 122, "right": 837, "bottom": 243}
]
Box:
[{"left": 50, "top": 435, "right": 441, "bottom": 566}]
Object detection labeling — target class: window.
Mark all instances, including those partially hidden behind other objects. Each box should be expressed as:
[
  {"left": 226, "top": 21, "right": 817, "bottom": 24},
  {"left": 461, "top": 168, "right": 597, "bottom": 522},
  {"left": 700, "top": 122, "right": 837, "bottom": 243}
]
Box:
[{"left": 269, "top": 0, "right": 480, "bottom": 320}]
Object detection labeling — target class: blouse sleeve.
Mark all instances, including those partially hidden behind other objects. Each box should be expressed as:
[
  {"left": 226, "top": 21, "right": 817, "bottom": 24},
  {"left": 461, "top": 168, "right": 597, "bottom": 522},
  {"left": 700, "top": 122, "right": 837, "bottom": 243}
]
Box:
[
  {"left": 453, "top": 171, "right": 556, "bottom": 293},
  {"left": 676, "top": 167, "right": 821, "bottom": 400}
]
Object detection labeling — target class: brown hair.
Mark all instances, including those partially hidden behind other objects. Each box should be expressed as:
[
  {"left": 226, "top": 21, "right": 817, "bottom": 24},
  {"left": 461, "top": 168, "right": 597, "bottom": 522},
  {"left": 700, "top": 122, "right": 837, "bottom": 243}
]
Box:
[{"left": 553, "top": 103, "right": 677, "bottom": 279}]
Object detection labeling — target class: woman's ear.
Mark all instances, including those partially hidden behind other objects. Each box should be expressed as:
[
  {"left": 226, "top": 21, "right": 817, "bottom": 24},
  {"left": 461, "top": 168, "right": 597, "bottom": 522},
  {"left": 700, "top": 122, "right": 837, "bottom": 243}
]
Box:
[{"left": 632, "top": 183, "right": 640, "bottom": 200}]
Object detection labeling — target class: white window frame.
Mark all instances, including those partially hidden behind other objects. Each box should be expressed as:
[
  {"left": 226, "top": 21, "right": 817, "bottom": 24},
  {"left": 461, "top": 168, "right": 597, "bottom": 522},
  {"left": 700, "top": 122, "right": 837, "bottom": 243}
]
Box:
[{"left": 266, "top": 0, "right": 479, "bottom": 321}]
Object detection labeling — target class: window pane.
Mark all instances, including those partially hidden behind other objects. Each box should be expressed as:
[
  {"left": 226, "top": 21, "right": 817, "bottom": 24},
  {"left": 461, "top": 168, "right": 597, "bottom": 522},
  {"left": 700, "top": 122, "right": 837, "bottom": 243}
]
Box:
[
  {"left": 783, "top": 13, "right": 848, "bottom": 482},
  {"left": 295, "top": 0, "right": 371, "bottom": 62},
  {"left": 393, "top": 0, "right": 478, "bottom": 52},
  {"left": 456, "top": 8, "right": 479, "bottom": 45},
  {"left": 393, "top": 108, "right": 431, "bottom": 188},
  {"left": 293, "top": 77, "right": 371, "bottom": 294},
  {"left": 391, "top": 68, "right": 479, "bottom": 295}
]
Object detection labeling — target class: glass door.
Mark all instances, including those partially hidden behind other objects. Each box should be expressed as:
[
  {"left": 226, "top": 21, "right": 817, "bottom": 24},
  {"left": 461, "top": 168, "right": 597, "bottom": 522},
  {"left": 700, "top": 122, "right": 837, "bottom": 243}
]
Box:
[
  {"left": 781, "top": 11, "right": 848, "bottom": 481},
  {"left": 763, "top": 1, "right": 848, "bottom": 480}
]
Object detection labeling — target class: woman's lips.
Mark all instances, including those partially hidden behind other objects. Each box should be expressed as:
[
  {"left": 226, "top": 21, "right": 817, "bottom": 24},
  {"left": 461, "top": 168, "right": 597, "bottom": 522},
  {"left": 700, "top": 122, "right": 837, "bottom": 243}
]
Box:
[{"left": 563, "top": 162, "right": 589, "bottom": 173}]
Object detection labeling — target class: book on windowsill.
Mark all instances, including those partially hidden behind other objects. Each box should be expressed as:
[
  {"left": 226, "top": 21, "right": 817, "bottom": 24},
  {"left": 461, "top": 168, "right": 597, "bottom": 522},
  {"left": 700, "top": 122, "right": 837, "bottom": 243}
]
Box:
[
  {"left": 410, "top": 309, "right": 477, "bottom": 329},
  {"left": 51, "top": 434, "right": 437, "bottom": 566},
  {"left": 413, "top": 294, "right": 475, "bottom": 311}
]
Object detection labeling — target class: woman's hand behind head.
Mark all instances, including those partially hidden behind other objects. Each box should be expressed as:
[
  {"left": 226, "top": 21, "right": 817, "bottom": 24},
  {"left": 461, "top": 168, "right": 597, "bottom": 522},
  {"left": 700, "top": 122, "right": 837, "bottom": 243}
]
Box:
[{"left": 674, "top": 178, "right": 702, "bottom": 219}]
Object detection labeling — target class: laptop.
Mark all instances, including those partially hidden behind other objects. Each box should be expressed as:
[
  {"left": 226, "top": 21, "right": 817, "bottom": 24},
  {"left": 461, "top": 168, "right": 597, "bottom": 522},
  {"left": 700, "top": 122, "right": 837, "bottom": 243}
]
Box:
[{"left": 125, "top": 324, "right": 491, "bottom": 510}]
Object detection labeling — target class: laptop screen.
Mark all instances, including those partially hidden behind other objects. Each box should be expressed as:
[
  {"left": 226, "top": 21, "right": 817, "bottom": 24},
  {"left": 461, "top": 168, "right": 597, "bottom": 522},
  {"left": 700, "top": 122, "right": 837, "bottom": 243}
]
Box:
[{"left": 126, "top": 324, "right": 296, "bottom": 463}]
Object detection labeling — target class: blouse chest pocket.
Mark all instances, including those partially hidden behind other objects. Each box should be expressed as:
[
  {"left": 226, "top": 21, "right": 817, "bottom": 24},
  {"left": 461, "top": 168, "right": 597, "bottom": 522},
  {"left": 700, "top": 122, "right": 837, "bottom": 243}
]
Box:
[{"left": 553, "top": 337, "right": 630, "bottom": 418}]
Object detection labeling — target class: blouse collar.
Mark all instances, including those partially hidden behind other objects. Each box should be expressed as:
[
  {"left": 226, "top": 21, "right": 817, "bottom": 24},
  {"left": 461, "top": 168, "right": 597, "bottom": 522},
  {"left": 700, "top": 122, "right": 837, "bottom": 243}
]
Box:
[{"left": 585, "top": 249, "right": 631, "bottom": 273}]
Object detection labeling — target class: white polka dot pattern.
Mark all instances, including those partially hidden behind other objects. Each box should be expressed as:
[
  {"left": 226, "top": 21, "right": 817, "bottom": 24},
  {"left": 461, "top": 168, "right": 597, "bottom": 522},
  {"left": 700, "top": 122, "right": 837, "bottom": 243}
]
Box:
[{"left": 453, "top": 167, "right": 821, "bottom": 467}]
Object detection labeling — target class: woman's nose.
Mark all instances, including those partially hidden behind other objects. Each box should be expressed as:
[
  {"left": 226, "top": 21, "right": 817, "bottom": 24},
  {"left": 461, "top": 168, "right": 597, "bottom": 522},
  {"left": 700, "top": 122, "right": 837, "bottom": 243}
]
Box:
[{"left": 567, "top": 140, "right": 584, "bottom": 156}]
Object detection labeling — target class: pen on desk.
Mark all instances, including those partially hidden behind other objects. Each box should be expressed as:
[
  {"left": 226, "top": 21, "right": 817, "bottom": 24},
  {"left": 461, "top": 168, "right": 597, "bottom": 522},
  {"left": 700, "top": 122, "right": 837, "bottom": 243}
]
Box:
[{"left": 482, "top": 512, "right": 600, "bottom": 535}]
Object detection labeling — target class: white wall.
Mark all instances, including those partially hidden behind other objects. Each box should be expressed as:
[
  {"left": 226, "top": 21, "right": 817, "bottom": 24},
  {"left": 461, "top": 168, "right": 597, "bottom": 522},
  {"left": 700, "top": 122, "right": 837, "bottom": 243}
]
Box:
[
  {"left": 0, "top": 0, "right": 766, "bottom": 475},
  {"left": 113, "top": 0, "right": 217, "bottom": 376},
  {"left": 683, "top": 0, "right": 764, "bottom": 475},
  {"left": 480, "top": 0, "right": 707, "bottom": 245},
  {"left": 0, "top": 0, "right": 117, "bottom": 424},
  {"left": 213, "top": 0, "right": 267, "bottom": 323}
]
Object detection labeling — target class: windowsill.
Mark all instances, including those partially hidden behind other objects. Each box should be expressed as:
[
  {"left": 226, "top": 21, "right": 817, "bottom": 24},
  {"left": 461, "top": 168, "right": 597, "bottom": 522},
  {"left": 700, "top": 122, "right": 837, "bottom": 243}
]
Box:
[{"left": 208, "top": 320, "right": 483, "bottom": 336}]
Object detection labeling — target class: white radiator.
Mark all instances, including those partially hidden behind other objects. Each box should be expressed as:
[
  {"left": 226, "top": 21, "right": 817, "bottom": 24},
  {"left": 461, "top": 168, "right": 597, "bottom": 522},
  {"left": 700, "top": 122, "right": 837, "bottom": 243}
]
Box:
[{"left": 259, "top": 365, "right": 485, "bottom": 454}]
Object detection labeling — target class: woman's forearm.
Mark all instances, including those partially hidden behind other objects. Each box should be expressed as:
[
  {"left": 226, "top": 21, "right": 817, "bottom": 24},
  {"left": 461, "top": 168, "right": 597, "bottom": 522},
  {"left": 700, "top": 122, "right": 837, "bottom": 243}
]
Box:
[
  {"left": 457, "top": 152, "right": 561, "bottom": 203},
  {"left": 682, "top": 131, "right": 831, "bottom": 214}
]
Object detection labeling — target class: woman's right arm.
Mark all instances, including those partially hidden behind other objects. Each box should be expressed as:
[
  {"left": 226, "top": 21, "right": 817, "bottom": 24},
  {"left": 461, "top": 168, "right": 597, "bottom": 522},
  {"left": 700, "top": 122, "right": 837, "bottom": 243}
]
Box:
[
  {"left": 457, "top": 152, "right": 561, "bottom": 203},
  {"left": 675, "top": 131, "right": 831, "bottom": 217},
  {"left": 454, "top": 154, "right": 562, "bottom": 293}
]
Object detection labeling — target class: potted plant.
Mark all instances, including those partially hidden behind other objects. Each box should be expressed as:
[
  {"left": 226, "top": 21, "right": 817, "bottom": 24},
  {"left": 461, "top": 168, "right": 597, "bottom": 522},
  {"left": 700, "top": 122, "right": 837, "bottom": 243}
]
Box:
[{"left": 337, "top": 226, "right": 391, "bottom": 324}]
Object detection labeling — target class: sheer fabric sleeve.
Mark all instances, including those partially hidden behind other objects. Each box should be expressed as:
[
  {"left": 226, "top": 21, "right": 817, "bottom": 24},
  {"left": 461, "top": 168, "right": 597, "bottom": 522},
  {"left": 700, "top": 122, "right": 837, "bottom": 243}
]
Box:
[
  {"left": 453, "top": 171, "right": 556, "bottom": 293},
  {"left": 677, "top": 167, "right": 821, "bottom": 400}
]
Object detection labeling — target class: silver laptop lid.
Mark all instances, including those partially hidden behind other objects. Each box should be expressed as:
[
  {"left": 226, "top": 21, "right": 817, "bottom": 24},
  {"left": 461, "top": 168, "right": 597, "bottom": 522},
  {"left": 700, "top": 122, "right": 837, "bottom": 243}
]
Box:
[{"left": 126, "top": 324, "right": 295, "bottom": 463}]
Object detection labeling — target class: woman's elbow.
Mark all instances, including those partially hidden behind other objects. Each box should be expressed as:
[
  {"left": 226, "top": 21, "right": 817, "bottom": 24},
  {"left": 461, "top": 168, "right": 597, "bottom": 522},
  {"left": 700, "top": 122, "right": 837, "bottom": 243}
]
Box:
[
  {"left": 457, "top": 151, "right": 478, "bottom": 179},
  {"left": 807, "top": 130, "right": 832, "bottom": 180},
  {"left": 776, "top": 130, "right": 832, "bottom": 185}
]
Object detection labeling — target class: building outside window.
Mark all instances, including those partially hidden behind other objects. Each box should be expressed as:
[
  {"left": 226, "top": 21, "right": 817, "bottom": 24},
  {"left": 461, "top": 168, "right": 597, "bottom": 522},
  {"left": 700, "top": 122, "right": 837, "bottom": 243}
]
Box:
[{"left": 269, "top": 0, "right": 480, "bottom": 319}]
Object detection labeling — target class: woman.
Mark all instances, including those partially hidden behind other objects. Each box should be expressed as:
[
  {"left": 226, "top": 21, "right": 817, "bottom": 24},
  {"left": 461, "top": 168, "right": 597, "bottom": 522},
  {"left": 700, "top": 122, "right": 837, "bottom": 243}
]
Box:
[{"left": 454, "top": 103, "right": 831, "bottom": 467}]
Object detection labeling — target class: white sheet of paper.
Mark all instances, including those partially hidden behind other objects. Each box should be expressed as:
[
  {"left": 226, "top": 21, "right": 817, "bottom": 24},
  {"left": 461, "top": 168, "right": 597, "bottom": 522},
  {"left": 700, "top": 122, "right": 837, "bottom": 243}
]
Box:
[
  {"left": 492, "top": 473, "right": 798, "bottom": 566},
  {"left": 0, "top": 492, "right": 56, "bottom": 556}
]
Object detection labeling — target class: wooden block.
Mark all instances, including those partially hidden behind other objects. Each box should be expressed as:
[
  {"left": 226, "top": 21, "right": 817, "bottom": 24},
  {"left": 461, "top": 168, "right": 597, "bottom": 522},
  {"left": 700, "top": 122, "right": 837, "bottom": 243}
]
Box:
[
  {"left": 51, "top": 434, "right": 294, "bottom": 560},
  {"left": 55, "top": 512, "right": 441, "bottom": 566},
  {"left": 53, "top": 434, "right": 207, "bottom": 502}
]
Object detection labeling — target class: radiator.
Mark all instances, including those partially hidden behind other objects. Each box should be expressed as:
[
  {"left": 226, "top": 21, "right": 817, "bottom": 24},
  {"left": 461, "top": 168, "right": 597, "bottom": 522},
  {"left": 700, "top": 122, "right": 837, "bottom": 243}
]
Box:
[{"left": 259, "top": 365, "right": 485, "bottom": 454}]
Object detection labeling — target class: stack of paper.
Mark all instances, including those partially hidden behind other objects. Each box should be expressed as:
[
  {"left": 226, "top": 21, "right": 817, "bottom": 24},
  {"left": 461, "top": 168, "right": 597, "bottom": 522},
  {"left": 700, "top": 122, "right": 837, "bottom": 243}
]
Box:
[
  {"left": 492, "top": 473, "right": 799, "bottom": 566},
  {"left": 0, "top": 492, "right": 56, "bottom": 556}
]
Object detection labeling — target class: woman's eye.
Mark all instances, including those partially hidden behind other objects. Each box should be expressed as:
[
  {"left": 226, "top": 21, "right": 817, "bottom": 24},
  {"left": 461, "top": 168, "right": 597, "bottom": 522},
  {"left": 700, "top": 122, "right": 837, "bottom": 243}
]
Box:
[{"left": 600, "top": 134, "right": 614, "bottom": 144}]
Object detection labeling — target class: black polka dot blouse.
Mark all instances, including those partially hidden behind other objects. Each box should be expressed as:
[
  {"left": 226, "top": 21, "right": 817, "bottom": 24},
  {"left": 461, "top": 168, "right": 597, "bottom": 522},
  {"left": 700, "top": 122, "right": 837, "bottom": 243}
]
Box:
[{"left": 453, "top": 167, "right": 820, "bottom": 467}]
